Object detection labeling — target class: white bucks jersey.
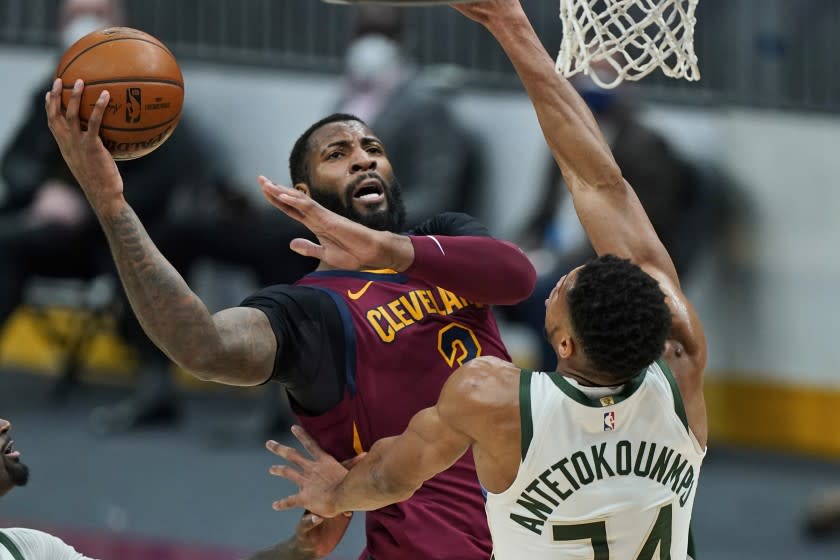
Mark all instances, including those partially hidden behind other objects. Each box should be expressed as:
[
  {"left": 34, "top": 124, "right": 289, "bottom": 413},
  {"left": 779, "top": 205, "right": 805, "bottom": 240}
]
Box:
[{"left": 485, "top": 360, "right": 705, "bottom": 560}]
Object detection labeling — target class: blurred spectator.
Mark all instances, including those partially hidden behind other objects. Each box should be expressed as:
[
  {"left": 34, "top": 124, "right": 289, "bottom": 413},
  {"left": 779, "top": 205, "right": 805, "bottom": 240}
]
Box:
[
  {"left": 505, "top": 70, "right": 727, "bottom": 370},
  {"left": 0, "top": 0, "right": 207, "bottom": 417},
  {"left": 0, "top": 0, "right": 313, "bottom": 437},
  {"left": 334, "top": 6, "right": 484, "bottom": 227}
]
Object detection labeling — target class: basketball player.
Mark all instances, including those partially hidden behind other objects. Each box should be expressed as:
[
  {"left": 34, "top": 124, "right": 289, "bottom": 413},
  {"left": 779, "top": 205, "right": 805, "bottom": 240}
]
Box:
[
  {"left": 45, "top": 65, "right": 536, "bottom": 558},
  {"left": 0, "top": 417, "right": 91, "bottom": 559},
  {"left": 264, "top": 1, "right": 707, "bottom": 558},
  {"left": 0, "top": 416, "right": 359, "bottom": 559}
]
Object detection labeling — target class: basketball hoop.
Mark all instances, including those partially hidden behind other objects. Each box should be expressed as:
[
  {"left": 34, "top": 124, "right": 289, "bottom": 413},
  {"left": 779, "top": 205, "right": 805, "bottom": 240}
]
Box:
[{"left": 556, "top": 0, "right": 701, "bottom": 89}]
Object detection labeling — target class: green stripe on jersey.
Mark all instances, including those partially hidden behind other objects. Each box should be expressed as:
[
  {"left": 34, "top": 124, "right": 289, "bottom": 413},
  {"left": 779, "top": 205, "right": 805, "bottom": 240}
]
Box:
[
  {"left": 519, "top": 369, "right": 534, "bottom": 461},
  {"left": 657, "top": 358, "right": 690, "bottom": 433},
  {"left": 0, "top": 531, "right": 25, "bottom": 560}
]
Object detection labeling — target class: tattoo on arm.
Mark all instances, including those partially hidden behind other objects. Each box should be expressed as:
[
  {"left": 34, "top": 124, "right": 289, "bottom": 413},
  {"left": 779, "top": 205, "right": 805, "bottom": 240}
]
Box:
[
  {"left": 103, "top": 207, "right": 213, "bottom": 357},
  {"left": 99, "top": 206, "right": 273, "bottom": 383}
]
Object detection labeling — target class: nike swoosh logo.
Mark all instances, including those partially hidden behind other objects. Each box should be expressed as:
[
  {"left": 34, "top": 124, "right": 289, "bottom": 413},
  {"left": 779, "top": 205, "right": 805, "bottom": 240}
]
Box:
[{"left": 347, "top": 281, "right": 374, "bottom": 300}]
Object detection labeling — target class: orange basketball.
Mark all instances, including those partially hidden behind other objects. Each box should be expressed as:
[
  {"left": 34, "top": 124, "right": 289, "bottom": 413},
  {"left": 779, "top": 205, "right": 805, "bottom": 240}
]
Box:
[{"left": 56, "top": 27, "right": 184, "bottom": 161}]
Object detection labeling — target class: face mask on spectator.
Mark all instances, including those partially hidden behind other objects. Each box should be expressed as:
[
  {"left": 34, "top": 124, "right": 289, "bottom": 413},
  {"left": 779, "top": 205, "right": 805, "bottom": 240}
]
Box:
[
  {"left": 345, "top": 35, "right": 403, "bottom": 86},
  {"left": 61, "top": 14, "right": 109, "bottom": 49}
]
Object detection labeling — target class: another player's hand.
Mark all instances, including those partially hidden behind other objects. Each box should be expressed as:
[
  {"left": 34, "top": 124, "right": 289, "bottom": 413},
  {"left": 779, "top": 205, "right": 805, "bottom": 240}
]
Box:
[
  {"left": 45, "top": 79, "right": 124, "bottom": 213},
  {"left": 258, "top": 176, "right": 414, "bottom": 271},
  {"left": 289, "top": 510, "right": 353, "bottom": 559},
  {"left": 266, "top": 425, "right": 356, "bottom": 519},
  {"left": 450, "top": 0, "right": 524, "bottom": 25}
]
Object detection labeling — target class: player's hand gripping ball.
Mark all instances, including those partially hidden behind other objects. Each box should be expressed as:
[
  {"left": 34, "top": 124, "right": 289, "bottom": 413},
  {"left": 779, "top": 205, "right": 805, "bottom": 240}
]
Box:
[{"left": 55, "top": 27, "right": 184, "bottom": 160}]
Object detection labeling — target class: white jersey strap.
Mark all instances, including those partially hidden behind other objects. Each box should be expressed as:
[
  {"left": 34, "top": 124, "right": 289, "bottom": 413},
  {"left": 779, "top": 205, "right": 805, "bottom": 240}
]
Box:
[{"left": 0, "top": 531, "right": 25, "bottom": 560}]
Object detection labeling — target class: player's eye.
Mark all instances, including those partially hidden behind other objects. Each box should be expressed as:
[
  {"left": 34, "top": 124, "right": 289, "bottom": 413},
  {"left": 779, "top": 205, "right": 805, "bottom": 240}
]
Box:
[
  {"left": 366, "top": 145, "right": 383, "bottom": 154},
  {"left": 327, "top": 151, "right": 343, "bottom": 160}
]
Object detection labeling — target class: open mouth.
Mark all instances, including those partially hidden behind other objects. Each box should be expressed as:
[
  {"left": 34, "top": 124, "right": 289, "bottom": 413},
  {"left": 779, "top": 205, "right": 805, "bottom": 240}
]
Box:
[
  {"left": 352, "top": 178, "right": 385, "bottom": 204},
  {"left": 2, "top": 439, "right": 20, "bottom": 460}
]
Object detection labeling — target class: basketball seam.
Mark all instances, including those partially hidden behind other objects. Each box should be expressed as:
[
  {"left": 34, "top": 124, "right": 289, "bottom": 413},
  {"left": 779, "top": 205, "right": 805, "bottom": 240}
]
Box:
[
  {"left": 57, "top": 37, "right": 180, "bottom": 82},
  {"left": 61, "top": 78, "right": 184, "bottom": 88},
  {"left": 81, "top": 114, "right": 181, "bottom": 133}
]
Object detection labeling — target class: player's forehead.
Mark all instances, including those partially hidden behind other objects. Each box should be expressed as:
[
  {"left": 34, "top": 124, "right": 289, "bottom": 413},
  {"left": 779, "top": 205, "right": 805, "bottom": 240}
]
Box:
[{"left": 310, "top": 121, "right": 378, "bottom": 151}]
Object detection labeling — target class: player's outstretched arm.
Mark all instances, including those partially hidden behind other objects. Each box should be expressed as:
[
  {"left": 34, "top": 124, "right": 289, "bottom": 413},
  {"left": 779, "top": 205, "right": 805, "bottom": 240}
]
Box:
[
  {"left": 261, "top": 178, "right": 536, "bottom": 304},
  {"left": 457, "top": 2, "right": 706, "bottom": 371},
  {"left": 45, "top": 79, "right": 275, "bottom": 386},
  {"left": 266, "top": 357, "right": 505, "bottom": 517}
]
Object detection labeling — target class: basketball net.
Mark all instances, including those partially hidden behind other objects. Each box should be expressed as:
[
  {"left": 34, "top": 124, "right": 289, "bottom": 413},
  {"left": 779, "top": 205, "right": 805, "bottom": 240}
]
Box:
[{"left": 555, "top": 0, "right": 701, "bottom": 89}]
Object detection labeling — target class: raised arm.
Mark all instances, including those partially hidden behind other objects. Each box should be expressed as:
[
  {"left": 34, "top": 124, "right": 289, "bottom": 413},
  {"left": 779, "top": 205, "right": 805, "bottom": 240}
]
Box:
[
  {"left": 45, "top": 79, "right": 274, "bottom": 386},
  {"left": 457, "top": 1, "right": 706, "bottom": 370},
  {"left": 261, "top": 179, "right": 536, "bottom": 304}
]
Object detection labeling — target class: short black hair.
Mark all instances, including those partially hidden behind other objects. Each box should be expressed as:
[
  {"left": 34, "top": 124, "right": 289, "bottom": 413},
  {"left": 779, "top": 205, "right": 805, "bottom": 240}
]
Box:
[
  {"left": 288, "top": 113, "right": 368, "bottom": 186},
  {"left": 566, "top": 255, "right": 671, "bottom": 381}
]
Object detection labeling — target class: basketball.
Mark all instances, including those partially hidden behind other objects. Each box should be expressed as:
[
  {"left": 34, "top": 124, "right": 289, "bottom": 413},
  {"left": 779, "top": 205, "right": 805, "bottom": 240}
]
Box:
[{"left": 55, "top": 27, "right": 184, "bottom": 161}]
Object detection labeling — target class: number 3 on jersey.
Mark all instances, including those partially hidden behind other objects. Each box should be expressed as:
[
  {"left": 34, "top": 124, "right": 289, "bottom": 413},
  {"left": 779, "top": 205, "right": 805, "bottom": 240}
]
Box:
[{"left": 437, "top": 323, "right": 482, "bottom": 367}]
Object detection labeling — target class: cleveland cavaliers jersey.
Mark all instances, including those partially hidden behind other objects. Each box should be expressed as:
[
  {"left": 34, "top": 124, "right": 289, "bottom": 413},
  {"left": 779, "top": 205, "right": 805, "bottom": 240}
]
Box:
[
  {"left": 296, "top": 269, "right": 510, "bottom": 560},
  {"left": 486, "top": 360, "right": 705, "bottom": 560}
]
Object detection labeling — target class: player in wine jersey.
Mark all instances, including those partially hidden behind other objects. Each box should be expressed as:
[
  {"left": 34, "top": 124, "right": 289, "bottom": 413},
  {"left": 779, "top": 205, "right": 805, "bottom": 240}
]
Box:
[
  {"left": 264, "top": 2, "right": 708, "bottom": 559},
  {"left": 46, "top": 67, "right": 536, "bottom": 556}
]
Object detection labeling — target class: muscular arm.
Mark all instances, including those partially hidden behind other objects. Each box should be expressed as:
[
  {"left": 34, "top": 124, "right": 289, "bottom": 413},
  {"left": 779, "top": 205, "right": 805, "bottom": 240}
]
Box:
[
  {"left": 324, "top": 360, "right": 504, "bottom": 514},
  {"left": 99, "top": 203, "right": 275, "bottom": 385},
  {"left": 45, "top": 81, "right": 275, "bottom": 386},
  {"left": 470, "top": 4, "right": 706, "bottom": 371}
]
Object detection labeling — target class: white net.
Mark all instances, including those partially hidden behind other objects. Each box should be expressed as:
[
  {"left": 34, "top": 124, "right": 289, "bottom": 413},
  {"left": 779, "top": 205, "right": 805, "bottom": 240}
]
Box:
[{"left": 556, "top": 0, "right": 701, "bottom": 89}]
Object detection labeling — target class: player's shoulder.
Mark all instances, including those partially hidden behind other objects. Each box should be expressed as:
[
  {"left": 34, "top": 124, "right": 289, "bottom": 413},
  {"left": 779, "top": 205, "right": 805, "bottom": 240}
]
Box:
[
  {"left": 439, "top": 357, "right": 519, "bottom": 430},
  {"left": 241, "top": 283, "right": 332, "bottom": 307},
  {"left": 445, "top": 357, "right": 520, "bottom": 404},
  {"left": 410, "top": 212, "right": 491, "bottom": 238}
]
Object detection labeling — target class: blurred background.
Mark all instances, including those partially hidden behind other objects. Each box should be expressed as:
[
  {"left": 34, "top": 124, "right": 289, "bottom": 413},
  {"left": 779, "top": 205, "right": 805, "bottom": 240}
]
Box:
[{"left": 1, "top": 0, "right": 840, "bottom": 558}]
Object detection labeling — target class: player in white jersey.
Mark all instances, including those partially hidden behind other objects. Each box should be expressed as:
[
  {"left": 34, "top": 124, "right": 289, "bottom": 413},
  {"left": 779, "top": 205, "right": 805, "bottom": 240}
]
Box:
[
  {"left": 0, "top": 416, "right": 353, "bottom": 559},
  {"left": 263, "top": 1, "right": 708, "bottom": 559}
]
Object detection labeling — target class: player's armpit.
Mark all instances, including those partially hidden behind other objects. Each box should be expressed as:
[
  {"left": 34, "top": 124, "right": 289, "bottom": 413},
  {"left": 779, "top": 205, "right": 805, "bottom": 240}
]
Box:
[
  {"left": 644, "top": 268, "right": 707, "bottom": 379},
  {"left": 186, "top": 306, "right": 276, "bottom": 386}
]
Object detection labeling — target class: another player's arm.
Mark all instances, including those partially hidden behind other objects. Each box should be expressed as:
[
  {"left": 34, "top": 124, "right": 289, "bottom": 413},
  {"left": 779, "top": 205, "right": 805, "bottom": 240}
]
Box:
[
  {"left": 459, "top": 2, "right": 706, "bottom": 364},
  {"left": 268, "top": 359, "right": 501, "bottom": 517},
  {"left": 261, "top": 180, "right": 536, "bottom": 305},
  {"left": 243, "top": 513, "right": 352, "bottom": 560},
  {"left": 45, "top": 79, "right": 275, "bottom": 386}
]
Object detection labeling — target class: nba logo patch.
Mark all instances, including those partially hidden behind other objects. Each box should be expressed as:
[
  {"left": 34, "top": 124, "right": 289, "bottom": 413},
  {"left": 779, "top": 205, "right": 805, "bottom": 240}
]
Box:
[{"left": 604, "top": 411, "right": 616, "bottom": 431}]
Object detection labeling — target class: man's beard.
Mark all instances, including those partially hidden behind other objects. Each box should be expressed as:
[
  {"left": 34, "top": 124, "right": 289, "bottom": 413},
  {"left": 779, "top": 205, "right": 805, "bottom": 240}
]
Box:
[
  {"left": 3, "top": 458, "right": 29, "bottom": 487},
  {"left": 310, "top": 173, "right": 407, "bottom": 233}
]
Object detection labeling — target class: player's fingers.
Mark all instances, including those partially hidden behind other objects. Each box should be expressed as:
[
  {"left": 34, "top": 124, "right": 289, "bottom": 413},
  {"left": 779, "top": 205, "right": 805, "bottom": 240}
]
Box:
[
  {"left": 86, "top": 90, "right": 109, "bottom": 136},
  {"left": 261, "top": 182, "right": 305, "bottom": 220},
  {"left": 265, "top": 440, "right": 311, "bottom": 467},
  {"left": 259, "top": 176, "right": 303, "bottom": 205},
  {"left": 302, "top": 513, "right": 324, "bottom": 528},
  {"left": 272, "top": 495, "right": 302, "bottom": 511},
  {"left": 45, "top": 79, "right": 65, "bottom": 131},
  {"left": 269, "top": 464, "right": 306, "bottom": 486},
  {"left": 65, "top": 79, "right": 84, "bottom": 126},
  {"left": 289, "top": 238, "right": 324, "bottom": 260},
  {"left": 291, "top": 425, "right": 326, "bottom": 459}
]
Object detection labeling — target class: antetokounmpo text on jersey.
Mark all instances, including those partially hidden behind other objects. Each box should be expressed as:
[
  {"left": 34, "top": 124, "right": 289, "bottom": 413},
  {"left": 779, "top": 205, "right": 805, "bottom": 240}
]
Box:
[{"left": 511, "top": 439, "right": 696, "bottom": 535}]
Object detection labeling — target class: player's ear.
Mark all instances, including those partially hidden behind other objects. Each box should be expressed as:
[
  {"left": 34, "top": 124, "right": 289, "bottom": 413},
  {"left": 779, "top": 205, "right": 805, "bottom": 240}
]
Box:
[
  {"left": 557, "top": 335, "right": 575, "bottom": 360},
  {"left": 294, "top": 183, "right": 311, "bottom": 196}
]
